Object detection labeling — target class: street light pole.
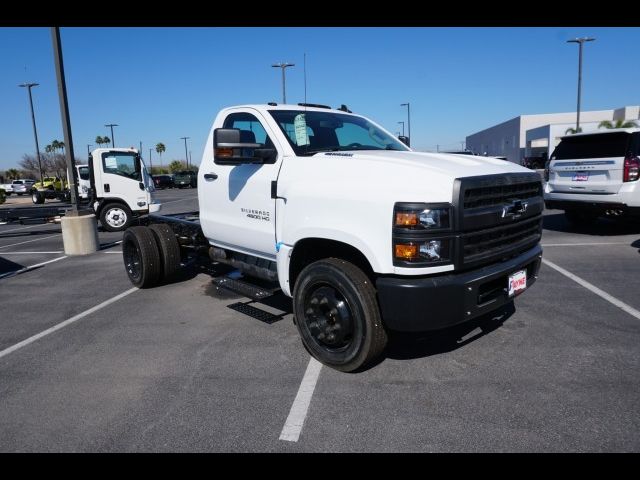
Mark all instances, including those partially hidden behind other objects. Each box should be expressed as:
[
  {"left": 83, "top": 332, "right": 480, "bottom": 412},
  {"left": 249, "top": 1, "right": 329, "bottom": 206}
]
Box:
[
  {"left": 181, "top": 137, "right": 190, "bottom": 169},
  {"left": 401, "top": 102, "right": 411, "bottom": 147},
  {"left": 18, "top": 82, "right": 44, "bottom": 184},
  {"left": 272, "top": 62, "right": 295, "bottom": 104},
  {"left": 51, "top": 27, "right": 81, "bottom": 211},
  {"left": 87, "top": 144, "right": 92, "bottom": 157},
  {"left": 149, "top": 148, "right": 153, "bottom": 172},
  {"left": 567, "top": 37, "right": 595, "bottom": 132},
  {"left": 105, "top": 123, "right": 118, "bottom": 147},
  {"left": 398, "top": 121, "right": 405, "bottom": 136}
]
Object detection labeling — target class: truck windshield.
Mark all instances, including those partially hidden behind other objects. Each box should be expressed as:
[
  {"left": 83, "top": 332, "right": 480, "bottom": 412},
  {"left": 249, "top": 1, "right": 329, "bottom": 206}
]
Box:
[{"left": 268, "top": 110, "right": 410, "bottom": 156}]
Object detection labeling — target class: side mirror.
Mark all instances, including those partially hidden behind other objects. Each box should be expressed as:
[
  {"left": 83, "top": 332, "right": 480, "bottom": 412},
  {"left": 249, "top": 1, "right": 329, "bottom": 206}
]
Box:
[
  {"left": 214, "top": 128, "right": 268, "bottom": 165},
  {"left": 398, "top": 135, "right": 410, "bottom": 147}
]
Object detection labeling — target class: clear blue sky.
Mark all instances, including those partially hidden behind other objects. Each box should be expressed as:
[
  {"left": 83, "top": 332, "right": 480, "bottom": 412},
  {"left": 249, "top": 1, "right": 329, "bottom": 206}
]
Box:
[{"left": 1, "top": 27, "right": 639, "bottom": 171}]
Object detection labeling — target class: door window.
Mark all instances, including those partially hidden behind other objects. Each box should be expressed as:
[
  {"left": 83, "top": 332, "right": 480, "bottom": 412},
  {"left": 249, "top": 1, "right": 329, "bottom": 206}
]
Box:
[
  {"left": 223, "top": 112, "right": 273, "bottom": 146},
  {"left": 102, "top": 152, "right": 140, "bottom": 181}
]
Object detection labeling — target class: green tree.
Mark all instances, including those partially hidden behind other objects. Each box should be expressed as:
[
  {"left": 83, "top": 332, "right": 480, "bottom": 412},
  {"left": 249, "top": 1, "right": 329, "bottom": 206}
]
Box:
[
  {"left": 103, "top": 136, "right": 111, "bottom": 147},
  {"left": 168, "top": 160, "right": 185, "bottom": 173},
  {"left": 155, "top": 142, "right": 166, "bottom": 170},
  {"left": 565, "top": 127, "right": 583, "bottom": 135},
  {"left": 95, "top": 136, "right": 104, "bottom": 147},
  {"left": 6, "top": 168, "right": 20, "bottom": 180},
  {"left": 598, "top": 119, "right": 639, "bottom": 129}
]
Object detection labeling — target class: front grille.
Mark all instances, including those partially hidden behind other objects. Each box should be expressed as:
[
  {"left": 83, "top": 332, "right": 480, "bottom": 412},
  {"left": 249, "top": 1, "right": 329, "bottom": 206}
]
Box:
[
  {"left": 463, "top": 216, "right": 541, "bottom": 265},
  {"left": 463, "top": 181, "right": 542, "bottom": 209}
]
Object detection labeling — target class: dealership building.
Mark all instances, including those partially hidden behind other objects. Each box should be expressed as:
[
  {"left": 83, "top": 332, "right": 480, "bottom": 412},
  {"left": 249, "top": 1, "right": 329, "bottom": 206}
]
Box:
[{"left": 465, "top": 105, "right": 640, "bottom": 164}]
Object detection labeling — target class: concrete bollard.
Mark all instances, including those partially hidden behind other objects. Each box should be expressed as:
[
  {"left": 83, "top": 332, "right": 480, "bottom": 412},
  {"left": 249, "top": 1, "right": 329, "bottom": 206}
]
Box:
[{"left": 61, "top": 213, "right": 100, "bottom": 255}]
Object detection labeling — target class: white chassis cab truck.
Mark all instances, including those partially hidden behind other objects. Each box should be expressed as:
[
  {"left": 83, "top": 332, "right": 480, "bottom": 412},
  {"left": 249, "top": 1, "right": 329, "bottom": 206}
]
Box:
[
  {"left": 30, "top": 147, "right": 161, "bottom": 231},
  {"left": 121, "top": 104, "right": 543, "bottom": 372}
]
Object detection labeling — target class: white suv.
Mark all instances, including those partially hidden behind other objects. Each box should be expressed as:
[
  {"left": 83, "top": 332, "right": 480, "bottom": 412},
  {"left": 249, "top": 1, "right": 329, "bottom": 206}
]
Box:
[{"left": 544, "top": 128, "right": 640, "bottom": 223}]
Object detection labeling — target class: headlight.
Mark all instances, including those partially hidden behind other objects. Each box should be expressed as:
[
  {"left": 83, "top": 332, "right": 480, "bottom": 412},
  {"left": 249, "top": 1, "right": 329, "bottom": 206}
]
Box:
[
  {"left": 394, "top": 239, "right": 451, "bottom": 263},
  {"left": 394, "top": 203, "right": 451, "bottom": 231}
]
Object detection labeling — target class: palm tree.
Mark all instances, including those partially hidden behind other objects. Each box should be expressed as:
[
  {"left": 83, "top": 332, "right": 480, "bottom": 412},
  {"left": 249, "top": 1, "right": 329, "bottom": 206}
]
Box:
[
  {"left": 103, "top": 136, "right": 111, "bottom": 147},
  {"left": 565, "top": 127, "right": 583, "bottom": 135},
  {"left": 6, "top": 168, "right": 19, "bottom": 180},
  {"left": 95, "top": 136, "right": 104, "bottom": 147},
  {"left": 598, "top": 119, "right": 639, "bottom": 129},
  {"left": 155, "top": 142, "right": 166, "bottom": 170}
]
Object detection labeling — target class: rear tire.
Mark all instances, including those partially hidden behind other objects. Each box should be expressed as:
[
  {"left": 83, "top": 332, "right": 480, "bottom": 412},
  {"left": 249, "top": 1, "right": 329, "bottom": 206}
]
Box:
[
  {"left": 149, "top": 223, "right": 182, "bottom": 282},
  {"left": 122, "top": 226, "right": 161, "bottom": 288},
  {"left": 100, "top": 203, "right": 133, "bottom": 232},
  {"left": 292, "top": 258, "right": 387, "bottom": 372}
]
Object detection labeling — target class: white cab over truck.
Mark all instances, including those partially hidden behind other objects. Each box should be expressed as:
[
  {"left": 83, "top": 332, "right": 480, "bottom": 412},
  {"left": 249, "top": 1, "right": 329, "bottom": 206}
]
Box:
[
  {"left": 30, "top": 147, "right": 160, "bottom": 231},
  {"left": 121, "top": 103, "right": 543, "bottom": 372}
]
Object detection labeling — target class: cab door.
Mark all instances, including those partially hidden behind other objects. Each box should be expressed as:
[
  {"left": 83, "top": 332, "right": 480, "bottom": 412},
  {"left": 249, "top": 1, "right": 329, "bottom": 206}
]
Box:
[
  {"left": 198, "top": 109, "right": 283, "bottom": 259},
  {"left": 96, "top": 150, "right": 147, "bottom": 211}
]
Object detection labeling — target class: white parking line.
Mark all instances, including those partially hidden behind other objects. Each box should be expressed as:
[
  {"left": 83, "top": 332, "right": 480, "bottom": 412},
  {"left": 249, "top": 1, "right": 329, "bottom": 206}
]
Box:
[
  {"left": 0, "top": 234, "right": 62, "bottom": 250},
  {"left": 0, "top": 287, "right": 138, "bottom": 360},
  {"left": 279, "top": 357, "right": 323, "bottom": 442},
  {"left": 0, "top": 255, "right": 68, "bottom": 280},
  {"left": 542, "top": 258, "right": 640, "bottom": 321},
  {"left": 542, "top": 242, "right": 629, "bottom": 247}
]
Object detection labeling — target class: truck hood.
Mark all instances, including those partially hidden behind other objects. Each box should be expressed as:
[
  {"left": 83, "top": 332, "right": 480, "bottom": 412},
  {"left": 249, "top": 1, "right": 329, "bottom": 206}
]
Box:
[
  {"left": 316, "top": 150, "right": 528, "bottom": 176},
  {"left": 306, "top": 150, "right": 531, "bottom": 201}
]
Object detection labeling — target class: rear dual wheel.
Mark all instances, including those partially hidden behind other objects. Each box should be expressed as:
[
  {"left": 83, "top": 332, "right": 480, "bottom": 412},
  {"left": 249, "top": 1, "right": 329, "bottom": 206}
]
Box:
[{"left": 122, "top": 224, "right": 181, "bottom": 288}]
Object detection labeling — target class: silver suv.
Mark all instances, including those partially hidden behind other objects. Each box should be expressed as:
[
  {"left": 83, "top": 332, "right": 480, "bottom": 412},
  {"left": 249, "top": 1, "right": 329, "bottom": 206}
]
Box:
[{"left": 544, "top": 129, "right": 640, "bottom": 223}]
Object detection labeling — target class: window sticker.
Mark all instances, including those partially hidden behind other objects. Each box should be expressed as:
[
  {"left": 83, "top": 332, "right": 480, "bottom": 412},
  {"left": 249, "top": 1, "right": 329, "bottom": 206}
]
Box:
[
  {"left": 294, "top": 114, "right": 310, "bottom": 146},
  {"left": 105, "top": 157, "right": 118, "bottom": 169}
]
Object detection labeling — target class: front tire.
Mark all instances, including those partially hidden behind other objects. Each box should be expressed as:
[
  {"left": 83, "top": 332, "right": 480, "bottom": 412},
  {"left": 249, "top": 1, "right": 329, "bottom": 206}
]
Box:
[
  {"left": 292, "top": 258, "right": 387, "bottom": 372},
  {"left": 32, "top": 191, "right": 45, "bottom": 204},
  {"left": 100, "top": 203, "right": 133, "bottom": 232},
  {"left": 122, "top": 226, "right": 161, "bottom": 288}
]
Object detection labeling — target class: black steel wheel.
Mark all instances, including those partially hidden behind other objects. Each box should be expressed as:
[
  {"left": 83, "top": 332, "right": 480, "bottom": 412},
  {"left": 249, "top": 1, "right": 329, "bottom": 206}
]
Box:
[
  {"left": 149, "top": 223, "right": 182, "bottom": 282},
  {"left": 122, "top": 226, "right": 161, "bottom": 288},
  {"left": 293, "top": 258, "right": 387, "bottom": 372}
]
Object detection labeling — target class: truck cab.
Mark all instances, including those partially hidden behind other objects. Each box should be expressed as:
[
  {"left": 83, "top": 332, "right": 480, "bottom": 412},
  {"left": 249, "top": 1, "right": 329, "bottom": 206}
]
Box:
[
  {"left": 122, "top": 103, "right": 543, "bottom": 372},
  {"left": 89, "top": 147, "right": 161, "bottom": 231}
]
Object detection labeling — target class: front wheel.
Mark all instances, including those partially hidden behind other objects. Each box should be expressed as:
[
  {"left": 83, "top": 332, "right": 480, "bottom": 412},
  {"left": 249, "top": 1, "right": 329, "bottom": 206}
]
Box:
[
  {"left": 292, "top": 258, "right": 387, "bottom": 372},
  {"left": 100, "top": 203, "right": 133, "bottom": 232},
  {"left": 32, "top": 191, "right": 45, "bottom": 204}
]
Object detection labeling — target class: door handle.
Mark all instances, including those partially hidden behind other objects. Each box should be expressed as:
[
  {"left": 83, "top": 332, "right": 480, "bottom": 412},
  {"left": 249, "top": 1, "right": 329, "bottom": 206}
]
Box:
[{"left": 204, "top": 173, "right": 218, "bottom": 181}]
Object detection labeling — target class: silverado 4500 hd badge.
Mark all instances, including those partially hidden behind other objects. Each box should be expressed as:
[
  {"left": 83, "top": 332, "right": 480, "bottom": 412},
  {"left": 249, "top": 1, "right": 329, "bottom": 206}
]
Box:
[{"left": 241, "top": 208, "right": 270, "bottom": 221}]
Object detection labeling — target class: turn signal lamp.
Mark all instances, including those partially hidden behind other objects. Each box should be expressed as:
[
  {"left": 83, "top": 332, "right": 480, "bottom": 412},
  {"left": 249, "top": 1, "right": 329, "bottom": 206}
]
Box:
[{"left": 395, "top": 243, "right": 419, "bottom": 260}]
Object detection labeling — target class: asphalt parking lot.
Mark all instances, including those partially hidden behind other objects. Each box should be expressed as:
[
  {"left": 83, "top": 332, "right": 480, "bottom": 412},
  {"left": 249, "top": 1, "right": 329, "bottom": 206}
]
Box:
[{"left": 1, "top": 186, "right": 639, "bottom": 452}]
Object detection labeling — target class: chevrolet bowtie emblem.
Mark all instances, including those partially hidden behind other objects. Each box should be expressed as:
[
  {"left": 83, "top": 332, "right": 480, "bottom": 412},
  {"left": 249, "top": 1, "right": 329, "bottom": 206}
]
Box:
[{"left": 502, "top": 200, "right": 528, "bottom": 219}]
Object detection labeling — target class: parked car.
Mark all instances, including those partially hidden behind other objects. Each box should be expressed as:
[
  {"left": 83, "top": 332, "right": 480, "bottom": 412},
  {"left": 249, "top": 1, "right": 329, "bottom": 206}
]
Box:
[
  {"left": 544, "top": 128, "right": 640, "bottom": 223},
  {"left": 1, "top": 182, "right": 13, "bottom": 195},
  {"left": 523, "top": 157, "right": 547, "bottom": 169},
  {"left": 173, "top": 170, "right": 197, "bottom": 188},
  {"left": 11, "top": 179, "right": 36, "bottom": 195},
  {"left": 32, "top": 176, "right": 65, "bottom": 191},
  {"left": 153, "top": 175, "right": 174, "bottom": 189}
]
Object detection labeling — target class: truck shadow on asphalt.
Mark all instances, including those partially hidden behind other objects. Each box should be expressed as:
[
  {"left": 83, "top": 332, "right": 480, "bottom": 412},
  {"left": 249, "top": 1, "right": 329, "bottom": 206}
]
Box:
[
  {"left": 0, "top": 256, "right": 26, "bottom": 275},
  {"left": 543, "top": 213, "right": 640, "bottom": 236},
  {"left": 380, "top": 302, "right": 516, "bottom": 364}
]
